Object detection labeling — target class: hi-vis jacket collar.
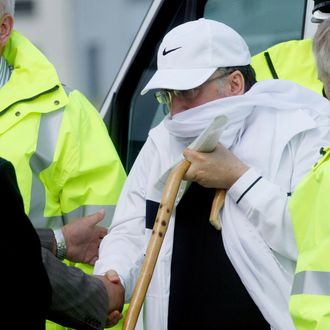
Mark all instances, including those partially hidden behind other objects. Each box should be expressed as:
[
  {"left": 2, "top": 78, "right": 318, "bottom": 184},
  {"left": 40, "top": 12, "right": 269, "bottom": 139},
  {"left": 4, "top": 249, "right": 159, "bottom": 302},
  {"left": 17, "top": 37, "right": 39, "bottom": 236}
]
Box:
[{"left": 0, "top": 30, "right": 68, "bottom": 114}]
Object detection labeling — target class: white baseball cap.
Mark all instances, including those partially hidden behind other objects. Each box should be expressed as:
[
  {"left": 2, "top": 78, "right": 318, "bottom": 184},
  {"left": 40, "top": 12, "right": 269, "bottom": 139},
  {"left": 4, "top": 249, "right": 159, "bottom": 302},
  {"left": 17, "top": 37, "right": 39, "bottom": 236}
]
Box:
[
  {"left": 141, "top": 18, "right": 251, "bottom": 95},
  {"left": 312, "top": 0, "right": 330, "bottom": 21},
  {"left": 313, "top": 9, "right": 330, "bottom": 21}
]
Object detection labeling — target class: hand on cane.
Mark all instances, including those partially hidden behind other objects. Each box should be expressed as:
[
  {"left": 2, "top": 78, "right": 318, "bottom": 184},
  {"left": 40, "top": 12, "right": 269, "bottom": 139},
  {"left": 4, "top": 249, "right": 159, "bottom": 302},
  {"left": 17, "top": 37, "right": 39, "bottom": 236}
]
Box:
[
  {"left": 183, "top": 143, "right": 249, "bottom": 189},
  {"left": 183, "top": 143, "right": 249, "bottom": 229}
]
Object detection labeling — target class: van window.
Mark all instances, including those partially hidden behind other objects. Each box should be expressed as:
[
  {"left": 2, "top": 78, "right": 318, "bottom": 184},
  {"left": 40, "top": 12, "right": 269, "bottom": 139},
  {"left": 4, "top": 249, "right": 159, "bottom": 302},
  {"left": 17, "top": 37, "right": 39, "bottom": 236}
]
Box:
[{"left": 204, "top": 0, "right": 305, "bottom": 55}]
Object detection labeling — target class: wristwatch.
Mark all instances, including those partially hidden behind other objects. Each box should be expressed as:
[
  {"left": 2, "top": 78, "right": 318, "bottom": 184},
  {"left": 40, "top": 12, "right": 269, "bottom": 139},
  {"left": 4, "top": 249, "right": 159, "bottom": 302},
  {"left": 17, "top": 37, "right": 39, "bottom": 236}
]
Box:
[{"left": 53, "top": 228, "right": 67, "bottom": 260}]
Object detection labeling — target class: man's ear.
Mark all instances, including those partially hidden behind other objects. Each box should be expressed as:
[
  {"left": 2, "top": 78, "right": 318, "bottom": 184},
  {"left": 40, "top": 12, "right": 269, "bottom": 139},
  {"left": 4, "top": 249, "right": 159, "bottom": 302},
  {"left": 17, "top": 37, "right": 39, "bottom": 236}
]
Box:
[
  {"left": 227, "top": 70, "right": 245, "bottom": 96},
  {"left": 0, "top": 14, "right": 13, "bottom": 51}
]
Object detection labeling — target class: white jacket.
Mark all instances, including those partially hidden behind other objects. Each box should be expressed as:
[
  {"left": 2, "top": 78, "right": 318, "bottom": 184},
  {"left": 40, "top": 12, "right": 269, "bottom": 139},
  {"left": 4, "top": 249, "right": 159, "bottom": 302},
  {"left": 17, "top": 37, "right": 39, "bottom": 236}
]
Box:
[{"left": 95, "top": 80, "right": 330, "bottom": 330}]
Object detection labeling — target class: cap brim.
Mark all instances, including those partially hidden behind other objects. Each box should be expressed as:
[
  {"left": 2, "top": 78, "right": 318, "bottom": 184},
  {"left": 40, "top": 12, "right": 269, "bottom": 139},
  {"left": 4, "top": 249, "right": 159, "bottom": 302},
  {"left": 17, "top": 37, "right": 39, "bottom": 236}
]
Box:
[
  {"left": 312, "top": 9, "right": 330, "bottom": 21},
  {"left": 141, "top": 68, "right": 217, "bottom": 95}
]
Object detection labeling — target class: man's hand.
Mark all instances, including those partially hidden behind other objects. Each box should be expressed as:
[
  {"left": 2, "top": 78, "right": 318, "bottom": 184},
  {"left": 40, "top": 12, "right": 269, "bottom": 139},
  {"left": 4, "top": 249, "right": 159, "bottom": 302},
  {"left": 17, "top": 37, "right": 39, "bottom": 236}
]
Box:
[
  {"left": 95, "top": 270, "right": 125, "bottom": 328},
  {"left": 62, "top": 209, "right": 108, "bottom": 265},
  {"left": 183, "top": 143, "right": 249, "bottom": 189}
]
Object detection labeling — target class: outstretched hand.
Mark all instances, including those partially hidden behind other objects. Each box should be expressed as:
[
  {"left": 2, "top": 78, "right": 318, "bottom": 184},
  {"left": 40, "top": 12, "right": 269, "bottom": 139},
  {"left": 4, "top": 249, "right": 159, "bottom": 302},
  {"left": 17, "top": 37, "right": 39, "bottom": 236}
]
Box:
[{"left": 62, "top": 209, "right": 108, "bottom": 265}]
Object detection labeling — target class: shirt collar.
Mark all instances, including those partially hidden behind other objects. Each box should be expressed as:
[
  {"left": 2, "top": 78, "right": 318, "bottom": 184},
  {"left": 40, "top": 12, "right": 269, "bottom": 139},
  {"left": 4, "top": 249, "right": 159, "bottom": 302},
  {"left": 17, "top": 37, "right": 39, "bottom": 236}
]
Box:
[{"left": 0, "top": 56, "right": 12, "bottom": 88}]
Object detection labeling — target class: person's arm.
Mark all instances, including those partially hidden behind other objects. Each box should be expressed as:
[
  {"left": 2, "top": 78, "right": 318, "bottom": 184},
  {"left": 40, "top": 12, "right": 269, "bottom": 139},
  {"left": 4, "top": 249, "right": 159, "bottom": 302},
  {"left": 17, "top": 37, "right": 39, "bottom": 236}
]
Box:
[
  {"left": 183, "top": 127, "right": 330, "bottom": 261},
  {"left": 50, "top": 90, "right": 126, "bottom": 227},
  {"left": 36, "top": 208, "right": 124, "bottom": 329},
  {"left": 94, "top": 139, "right": 154, "bottom": 302},
  {"left": 36, "top": 228, "right": 56, "bottom": 254},
  {"left": 184, "top": 143, "right": 297, "bottom": 258},
  {"left": 42, "top": 248, "right": 124, "bottom": 329}
]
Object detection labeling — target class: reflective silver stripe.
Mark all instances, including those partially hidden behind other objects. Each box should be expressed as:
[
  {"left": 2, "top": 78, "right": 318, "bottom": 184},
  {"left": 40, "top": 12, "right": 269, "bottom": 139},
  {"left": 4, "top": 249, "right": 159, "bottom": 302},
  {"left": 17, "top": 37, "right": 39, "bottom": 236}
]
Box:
[
  {"left": 29, "top": 109, "right": 64, "bottom": 228},
  {"left": 63, "top": 204, "right": 116, "bottom": 227},
  {"left": 291, "top": 270, "right": 330, "bottom": 296},
  {"left": 29, "top": 86, "right": 116, "bottom": 228}
]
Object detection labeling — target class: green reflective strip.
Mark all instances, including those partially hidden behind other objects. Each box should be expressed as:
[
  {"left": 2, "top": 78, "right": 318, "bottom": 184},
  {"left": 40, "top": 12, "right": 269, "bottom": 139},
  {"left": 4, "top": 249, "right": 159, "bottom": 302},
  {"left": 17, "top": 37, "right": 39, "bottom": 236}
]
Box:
[
  {"left": 291, "top": 271, "right": 330, "bottom": 296},
  {"left": 29, "top": 109, "right": 64, "bottom": 228}
]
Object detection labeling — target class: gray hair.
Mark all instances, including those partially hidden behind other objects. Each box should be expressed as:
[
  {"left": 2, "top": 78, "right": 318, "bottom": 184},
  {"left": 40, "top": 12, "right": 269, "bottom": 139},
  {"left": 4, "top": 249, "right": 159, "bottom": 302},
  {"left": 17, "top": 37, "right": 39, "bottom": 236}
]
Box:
[
  {"left": 313, "top": 18, "right": 330, "bottom": 85},
  {"left": 0, "top": 0, "right": 15, "bottom": 17},
  {"left": 214, "top": 65, "right": 256, "bottom": 93}
]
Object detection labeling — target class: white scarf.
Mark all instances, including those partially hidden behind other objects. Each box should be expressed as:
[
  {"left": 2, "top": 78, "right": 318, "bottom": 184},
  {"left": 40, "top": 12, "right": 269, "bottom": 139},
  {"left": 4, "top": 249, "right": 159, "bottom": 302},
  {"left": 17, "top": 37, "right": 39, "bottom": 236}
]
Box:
[{"left": 164, "top": 79, "right": 329, "bottom": 146}]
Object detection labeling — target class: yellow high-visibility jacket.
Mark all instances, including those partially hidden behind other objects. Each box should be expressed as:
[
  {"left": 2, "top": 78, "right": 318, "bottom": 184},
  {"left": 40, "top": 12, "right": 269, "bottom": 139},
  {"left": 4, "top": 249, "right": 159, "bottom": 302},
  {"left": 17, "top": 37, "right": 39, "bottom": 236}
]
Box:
[
  {"left": 1, "top": 31, "right": 126, "bottom": 330},
  {"left": 252, "top": 38, "right": 323, "bottom": 95},
  {"left": 1, "top": 30, "right": 126, "bottom": 228},
  {"left": 253, "top": 38, "right": 330, "bottom": 330},
  {"left": 289, "top": 147, "right": 330, "bottom": 329}
]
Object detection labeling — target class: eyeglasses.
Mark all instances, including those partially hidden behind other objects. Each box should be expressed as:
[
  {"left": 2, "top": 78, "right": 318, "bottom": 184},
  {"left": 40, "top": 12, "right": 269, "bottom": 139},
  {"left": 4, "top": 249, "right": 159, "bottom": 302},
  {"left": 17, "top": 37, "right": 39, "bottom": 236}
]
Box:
[{"left": 154, "top": 72, "right": 231, "bottom": 113}]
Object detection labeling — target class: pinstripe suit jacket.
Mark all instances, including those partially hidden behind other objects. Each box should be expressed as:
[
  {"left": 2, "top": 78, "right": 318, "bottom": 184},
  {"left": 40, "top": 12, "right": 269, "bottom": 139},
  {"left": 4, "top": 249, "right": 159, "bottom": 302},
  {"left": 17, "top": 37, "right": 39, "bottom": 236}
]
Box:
[
  {"left": 38, "top": 229, "right": 108, "bottom": 330},
  {"left": 1, "top": 157, "right": 108, "bottom": 330}
]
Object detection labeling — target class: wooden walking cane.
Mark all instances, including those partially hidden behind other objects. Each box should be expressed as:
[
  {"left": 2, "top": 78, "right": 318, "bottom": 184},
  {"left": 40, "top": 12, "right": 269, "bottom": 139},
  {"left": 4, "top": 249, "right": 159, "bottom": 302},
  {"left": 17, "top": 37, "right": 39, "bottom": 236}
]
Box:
[
  {"left": 122, "top": 159, "right": 226, "bottom": 329},
  {"left": 123, "top": 114, "right": 228, "bottom": 329}
]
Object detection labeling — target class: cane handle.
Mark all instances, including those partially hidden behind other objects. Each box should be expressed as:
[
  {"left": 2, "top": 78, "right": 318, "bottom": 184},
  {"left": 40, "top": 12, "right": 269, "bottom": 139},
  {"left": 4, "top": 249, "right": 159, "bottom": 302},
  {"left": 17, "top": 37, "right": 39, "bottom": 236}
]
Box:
[{"left": 209, "top": 189, "right": 226, "bottom": 230}]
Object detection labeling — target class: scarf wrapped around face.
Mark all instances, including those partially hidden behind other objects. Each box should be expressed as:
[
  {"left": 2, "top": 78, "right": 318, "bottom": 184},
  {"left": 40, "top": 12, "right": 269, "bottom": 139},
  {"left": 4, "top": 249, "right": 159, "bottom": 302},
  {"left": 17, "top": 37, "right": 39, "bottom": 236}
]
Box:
[{"left": 164, "top": 79, "right": 329, "bottom": 145}]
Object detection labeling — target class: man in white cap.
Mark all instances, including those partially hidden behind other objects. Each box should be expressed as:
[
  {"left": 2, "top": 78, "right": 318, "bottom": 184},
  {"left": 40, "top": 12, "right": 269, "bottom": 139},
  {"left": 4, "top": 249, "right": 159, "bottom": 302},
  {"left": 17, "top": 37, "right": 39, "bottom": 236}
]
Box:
[{"left": 95, "top": 18, "right": 330, "bottom": 330}]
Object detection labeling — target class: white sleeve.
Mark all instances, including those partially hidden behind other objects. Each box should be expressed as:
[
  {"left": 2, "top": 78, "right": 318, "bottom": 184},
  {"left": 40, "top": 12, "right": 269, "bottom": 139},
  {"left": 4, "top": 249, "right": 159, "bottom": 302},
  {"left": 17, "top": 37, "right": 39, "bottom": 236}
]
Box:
[
  {"left": 94, "top": 140, "right": 153, "bottom": 302},
  {"left": 228, "top": 167, "right": 297, "bottom": 260},
  {"left": 227, "top": 125, "right": 330, "bottom": 261}
]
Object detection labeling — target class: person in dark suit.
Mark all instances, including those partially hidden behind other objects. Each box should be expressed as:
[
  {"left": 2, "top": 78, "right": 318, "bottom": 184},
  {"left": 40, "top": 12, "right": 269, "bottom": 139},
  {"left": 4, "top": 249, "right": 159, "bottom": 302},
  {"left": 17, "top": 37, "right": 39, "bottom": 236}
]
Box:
[
  {"left": 1, "top": 157, "right": 124, "bottom": 330},
  {"left": 3, "top": 156, "right": 52, "bottom": 330}
]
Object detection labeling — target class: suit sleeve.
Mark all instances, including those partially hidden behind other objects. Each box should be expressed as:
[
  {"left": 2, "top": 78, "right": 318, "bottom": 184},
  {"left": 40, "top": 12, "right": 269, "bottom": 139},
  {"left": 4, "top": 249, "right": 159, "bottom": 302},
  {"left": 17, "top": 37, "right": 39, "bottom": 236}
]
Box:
[
  {"left": 43, "top": 248, "right": 109, "bottom": 330},
  {"left": 36, "top": 228, "right": 55, "bottom": 252}
]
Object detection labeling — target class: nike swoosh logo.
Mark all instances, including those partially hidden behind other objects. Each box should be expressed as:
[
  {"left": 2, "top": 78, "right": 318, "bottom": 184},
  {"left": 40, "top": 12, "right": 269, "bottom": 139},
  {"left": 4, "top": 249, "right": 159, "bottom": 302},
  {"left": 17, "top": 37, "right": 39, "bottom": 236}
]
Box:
[{"left": 162, "top": 46, "right": 182, "bottom": 56}]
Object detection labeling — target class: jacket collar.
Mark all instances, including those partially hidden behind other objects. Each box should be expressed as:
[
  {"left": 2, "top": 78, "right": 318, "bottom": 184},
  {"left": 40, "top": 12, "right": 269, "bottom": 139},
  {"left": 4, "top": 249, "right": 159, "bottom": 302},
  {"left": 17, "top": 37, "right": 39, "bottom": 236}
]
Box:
[{"left": 0, "top": 30, "right": 67, "bottom": 113}]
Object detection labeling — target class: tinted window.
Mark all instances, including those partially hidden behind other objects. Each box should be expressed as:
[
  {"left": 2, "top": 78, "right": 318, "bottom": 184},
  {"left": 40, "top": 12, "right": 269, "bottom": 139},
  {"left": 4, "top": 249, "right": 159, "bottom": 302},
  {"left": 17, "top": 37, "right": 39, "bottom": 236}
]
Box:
[{"left": 204, "top": 0, "right": 306, "bottom": 55}]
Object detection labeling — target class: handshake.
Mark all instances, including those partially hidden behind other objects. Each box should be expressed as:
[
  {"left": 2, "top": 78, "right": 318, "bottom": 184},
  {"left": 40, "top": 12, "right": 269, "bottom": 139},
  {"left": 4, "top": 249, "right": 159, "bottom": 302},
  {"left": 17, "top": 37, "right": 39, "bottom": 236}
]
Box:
[{"left": 95, "top": 270, "right": 124, "bottom": 328}]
